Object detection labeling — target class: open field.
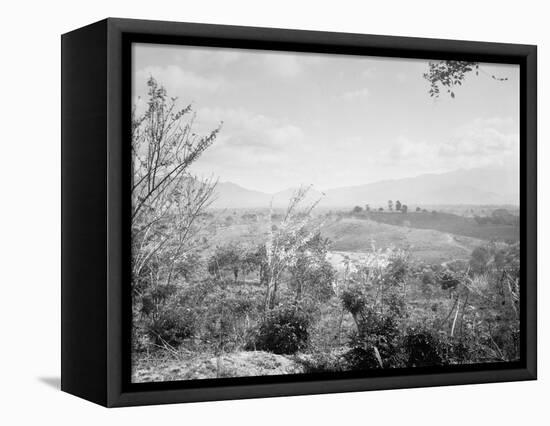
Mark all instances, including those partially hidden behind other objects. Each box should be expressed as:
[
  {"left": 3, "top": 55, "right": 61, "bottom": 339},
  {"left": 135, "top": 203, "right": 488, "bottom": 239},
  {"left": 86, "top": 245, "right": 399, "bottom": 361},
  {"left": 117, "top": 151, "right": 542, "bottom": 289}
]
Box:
[
  {"left": 359, "top": 211, "right": 519, "bottom": 242},
  {"left": 322, "top": 217, "right": 484, "bottom": 264},
  {"left": 202, "top": 212, "right": 500, "bottom": 264}
]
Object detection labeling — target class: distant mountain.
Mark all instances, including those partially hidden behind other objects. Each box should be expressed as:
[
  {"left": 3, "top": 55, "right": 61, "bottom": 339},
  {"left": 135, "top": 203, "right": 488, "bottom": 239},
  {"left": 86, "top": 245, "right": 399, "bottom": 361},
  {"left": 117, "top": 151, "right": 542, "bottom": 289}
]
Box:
[
  {"left": 271, "top": 187, "right": 325, "bottom": 207},
  {"left": 322, "top": 167, "right": 519, "bottom": 207},
  {"left": 211, "top": 182, "right": 272, "bottom": 209},
  {"left": 209, "top": 167, "right": 519, "bottom": 209}
]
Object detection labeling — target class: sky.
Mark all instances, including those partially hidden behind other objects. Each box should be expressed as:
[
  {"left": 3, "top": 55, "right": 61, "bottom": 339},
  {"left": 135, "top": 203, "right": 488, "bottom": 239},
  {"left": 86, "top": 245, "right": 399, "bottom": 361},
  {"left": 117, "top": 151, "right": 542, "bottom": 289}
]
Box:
[{"left": 132, "top": 43, "right": 520, "bottom": 194}]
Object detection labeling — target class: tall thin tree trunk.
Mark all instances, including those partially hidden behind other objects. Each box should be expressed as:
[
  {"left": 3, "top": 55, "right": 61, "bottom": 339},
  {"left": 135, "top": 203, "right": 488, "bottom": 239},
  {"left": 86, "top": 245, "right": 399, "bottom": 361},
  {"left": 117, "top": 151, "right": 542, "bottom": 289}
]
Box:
[
  {"left": 265, "top": 276, "right": 277, "bottom": 311},
  {"left": 459, "top": 291, "right": 470, "bottom": 339}
]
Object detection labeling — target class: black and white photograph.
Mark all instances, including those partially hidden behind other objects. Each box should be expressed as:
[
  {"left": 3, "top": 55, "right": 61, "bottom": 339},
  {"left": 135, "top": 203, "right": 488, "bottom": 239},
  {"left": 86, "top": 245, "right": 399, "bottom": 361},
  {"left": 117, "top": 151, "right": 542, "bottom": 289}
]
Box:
[
  {"left": 2, "top": 0, "right": 546, "bottom": 420},
  {"left": 130, "top": 43, "right": 521, "bottom": 383}
]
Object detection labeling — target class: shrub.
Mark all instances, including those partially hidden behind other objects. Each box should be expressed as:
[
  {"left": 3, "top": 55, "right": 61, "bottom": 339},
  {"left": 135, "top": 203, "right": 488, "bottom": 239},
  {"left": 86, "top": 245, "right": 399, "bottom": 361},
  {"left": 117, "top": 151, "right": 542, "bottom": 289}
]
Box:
[
  {"left": 345, "top": 310, "right": 403, "bottom": 369},
  {"left": 255, "top": 305, "right": 311, "bottom": 354},
  {"left": 439, "top": 270, "right": 461, "bottom": 291},
  {"left": 147, "top": 305, "right": 196, "bottom": 347},
  {"left": 202, "top": 290, "right": 261, "bottom": 351},
  {"left": 383, "top": 291, "right": 406, "bottom": 317},
  {"left": 299, "top": 352, "right": 344, "bottom": 374},
  {"left": 403, "top": 328, "right": 445, "bottom": 367},
  {"left": 383, "top": 252, "right": 410, "bottom": 286},
  {"left": 421, "top": 269, "right": 436, "bottom": 297},
  {"left": 470, "top": 246, "right": 491, "bottom": 274},
  {"left": 343, "top": 346, "right": 382, "bottom": 370},
  {"left": 340, "top": 285, "right": 366, "bottom": 316}
]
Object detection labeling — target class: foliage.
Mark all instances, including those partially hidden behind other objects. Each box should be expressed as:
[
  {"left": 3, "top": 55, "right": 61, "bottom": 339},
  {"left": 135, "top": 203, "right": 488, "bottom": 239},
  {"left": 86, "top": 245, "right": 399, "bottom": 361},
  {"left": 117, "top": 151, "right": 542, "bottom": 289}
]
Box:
[
  {"left": 146, "top": 300, "right": 197, "bottom": 347},
  {"left": 423, "top": 61, "right": 508, "bottom": 98},
  {"left": 207, "top": 243, "right": 256, "bottom": 282},
  {"left": 263, "top": 186, "right": 323, "bottom": 310},
  {"left": 438, "top": 269, "right": 462, "bottom": 291},
  {"left": 344, "top": 309, "right": 403, "bottom": 369},
  {"left": 338, "top": 248, "right": 411, "bottom": 368},
  {"left": 131, "top": 77, "right": 221, "bottom": 325},
  {"left": 299, "top": 351, "right": 344, "bottom": 374},
  {"left": 288, "top": 232, "right": 336, "bottom": 302},
  {"left": 423, "top": 61, "right": 478, "bottom": 98},
  {"left": 470, "top": 245, "right": 492, "bottom": 275},
  {"left": 403, "top": 327, "right": 445, "bottom": 367},
  {"left": 202, "top": 288, "right": 260, "bottom": 352},
  {"left": 255, "top": 305, "right": 312, "bottom": 354},
  {"left": 420, "top": 267, "right": 437, "bottom": 297},
  {"left": 131, "top": 77, "right": 222, "bottom": 350}
]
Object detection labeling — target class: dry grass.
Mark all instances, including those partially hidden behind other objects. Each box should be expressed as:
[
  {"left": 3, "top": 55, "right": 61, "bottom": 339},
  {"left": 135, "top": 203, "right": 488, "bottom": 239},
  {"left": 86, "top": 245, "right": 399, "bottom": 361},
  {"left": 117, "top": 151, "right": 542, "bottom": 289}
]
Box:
[
  {"left": 132, "top": 350, "right": 304, "bottom": 383},
  {"left": 322, "top": 218, "right": 483, "bottom": 263}
]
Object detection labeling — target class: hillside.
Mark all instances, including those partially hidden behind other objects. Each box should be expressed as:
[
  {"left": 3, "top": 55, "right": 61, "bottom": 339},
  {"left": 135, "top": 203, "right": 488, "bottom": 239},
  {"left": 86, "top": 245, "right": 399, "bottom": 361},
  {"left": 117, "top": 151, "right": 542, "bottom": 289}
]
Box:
[
  {"left": 322, "top": 167, "right": 518, "bottom": 207},
  {"left": 211, "top": 182, "right": 272, "bottom": 209},
  {"left": 322, "top": 217, "right": 484, "bottom": 264},
  {"left": 364, "top": 210, "right": 519, "bottom": 242},
  {"left": 209, "top": 166, "right": 519, "bottom": 209}
]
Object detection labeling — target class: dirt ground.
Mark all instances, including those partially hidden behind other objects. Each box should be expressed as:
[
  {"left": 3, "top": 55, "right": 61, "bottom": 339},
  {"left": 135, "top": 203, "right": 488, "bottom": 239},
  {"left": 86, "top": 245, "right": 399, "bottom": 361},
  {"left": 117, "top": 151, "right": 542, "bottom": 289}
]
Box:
[{"left": 132, "top": 351, "right": 305, "bottom": 383}]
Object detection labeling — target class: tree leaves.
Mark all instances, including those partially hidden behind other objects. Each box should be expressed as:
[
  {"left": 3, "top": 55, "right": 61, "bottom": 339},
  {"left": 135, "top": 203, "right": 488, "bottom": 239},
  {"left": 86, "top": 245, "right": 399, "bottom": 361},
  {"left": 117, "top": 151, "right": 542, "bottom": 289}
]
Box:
[
  {"left": 423, "top": 60, "right": 478, "bottom": 99},
  {"left": 423, "top": 60, "right": 508, "bottom": 99}
]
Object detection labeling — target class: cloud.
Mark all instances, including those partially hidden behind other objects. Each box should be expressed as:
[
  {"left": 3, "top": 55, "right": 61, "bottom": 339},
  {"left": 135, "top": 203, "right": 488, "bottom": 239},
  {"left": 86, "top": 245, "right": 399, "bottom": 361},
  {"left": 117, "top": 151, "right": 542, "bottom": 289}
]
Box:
[
  {"left": 360, "top": 68, "right": 376, "bottom": 79},
  {"left": 183, "top": 48, "right": 242, "bottom": 67},
  {"left": 262, "top": 53, "right": 303, "bottom": 77},
  {"left": 188, "top": 107, "right": 307, "bottom": 188},
  {"left": 340, "top": 87, "right": 370, "bottom": 101},
  {"left": 134, "top": 65, "right": 224, "bottom": 97},
  {"left": 395, "top": 72, "right": 408, "bottom": 83},
  {"left": 379, "top": 117, "right": 519, "bottom": 173},
  {"left": 196, "top": 107, "right": 304, "bottom": 152}
]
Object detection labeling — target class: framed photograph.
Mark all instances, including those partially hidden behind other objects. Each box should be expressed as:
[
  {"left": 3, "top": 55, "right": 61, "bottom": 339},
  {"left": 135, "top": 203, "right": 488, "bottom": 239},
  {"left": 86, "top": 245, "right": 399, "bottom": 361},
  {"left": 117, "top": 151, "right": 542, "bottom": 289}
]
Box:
[{"left": 61, "top": 18, "right": 537, "bottom": 407}]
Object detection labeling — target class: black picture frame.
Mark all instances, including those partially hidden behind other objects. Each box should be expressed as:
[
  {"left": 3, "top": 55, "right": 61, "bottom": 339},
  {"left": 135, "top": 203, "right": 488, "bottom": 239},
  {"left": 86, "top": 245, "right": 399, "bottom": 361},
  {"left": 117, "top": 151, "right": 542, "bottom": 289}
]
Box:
[{"left": 61, "top": 17, "right": 537, "bottom": 407}]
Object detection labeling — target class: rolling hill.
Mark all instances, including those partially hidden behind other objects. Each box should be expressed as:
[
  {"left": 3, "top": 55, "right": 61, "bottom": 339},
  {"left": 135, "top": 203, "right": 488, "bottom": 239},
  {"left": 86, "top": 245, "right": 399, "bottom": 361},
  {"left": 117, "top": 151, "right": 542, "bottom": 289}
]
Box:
[{"left": 209, "top": 166, "right": 519, "bottom": 209}]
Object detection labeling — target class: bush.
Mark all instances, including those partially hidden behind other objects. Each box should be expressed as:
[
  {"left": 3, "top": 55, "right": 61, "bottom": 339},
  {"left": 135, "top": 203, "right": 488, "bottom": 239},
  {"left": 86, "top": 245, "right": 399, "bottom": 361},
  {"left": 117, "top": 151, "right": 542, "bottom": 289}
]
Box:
[
  {"left": 255, "top": 305, "right": 311, "bottom": 354},
  {"left": 345, "top": 310, "right": 403, "bottom": 369},
  {"left": 439, "top": 270, "right": 461, "bottom": 291},
  {"left": 340, "top": 286, "right": 366, "bottom": 316},
  {"left": 299, "top": 352, "right": 344, "bottom": 374},
  {"left": 343, "top": 346, "right": 382, "bottom": 370},
  {"left": 202, "top": 289, "right": 261, "bottom": 351},
  {"left": 147, "top": 305, "right": 196, "bottom": 347},
  {"left": 470, "top": 246, "right": 491, "bottom": 274},
  {"left": 403, "top": 328, "right": 445, "bottom": 367}
]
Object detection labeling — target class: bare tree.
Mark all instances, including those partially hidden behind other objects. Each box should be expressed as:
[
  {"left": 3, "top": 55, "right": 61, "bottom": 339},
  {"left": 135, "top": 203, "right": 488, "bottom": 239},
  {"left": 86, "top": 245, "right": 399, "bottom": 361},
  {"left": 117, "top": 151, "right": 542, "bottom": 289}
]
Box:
[{"left": 131, "top": 77, "right": 222, "bottom": 300}]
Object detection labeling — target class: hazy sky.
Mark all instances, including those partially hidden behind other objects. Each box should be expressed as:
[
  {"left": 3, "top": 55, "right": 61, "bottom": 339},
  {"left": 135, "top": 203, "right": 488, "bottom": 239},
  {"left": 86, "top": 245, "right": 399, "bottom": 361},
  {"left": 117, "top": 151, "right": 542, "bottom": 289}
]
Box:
[{"left": 132, "top": 43, "right": 519, "bottom": 194}]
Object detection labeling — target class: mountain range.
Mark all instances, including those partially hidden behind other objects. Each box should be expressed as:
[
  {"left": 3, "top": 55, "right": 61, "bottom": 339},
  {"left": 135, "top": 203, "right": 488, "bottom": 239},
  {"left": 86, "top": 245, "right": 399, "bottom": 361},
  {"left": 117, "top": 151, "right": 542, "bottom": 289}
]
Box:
[{"left": 209, "top": 167, "right": 519, "bottom": 209}]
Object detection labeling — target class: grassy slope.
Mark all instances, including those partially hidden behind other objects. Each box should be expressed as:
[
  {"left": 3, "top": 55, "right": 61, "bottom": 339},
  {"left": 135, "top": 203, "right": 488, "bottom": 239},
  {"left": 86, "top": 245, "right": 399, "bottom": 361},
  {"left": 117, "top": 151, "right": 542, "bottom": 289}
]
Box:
[
  {"left": 322, "top": 217, "right": 484, "bottom": 264},
  {"left": 363, "top": 211, "right": 519, "bottom": 241}
]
